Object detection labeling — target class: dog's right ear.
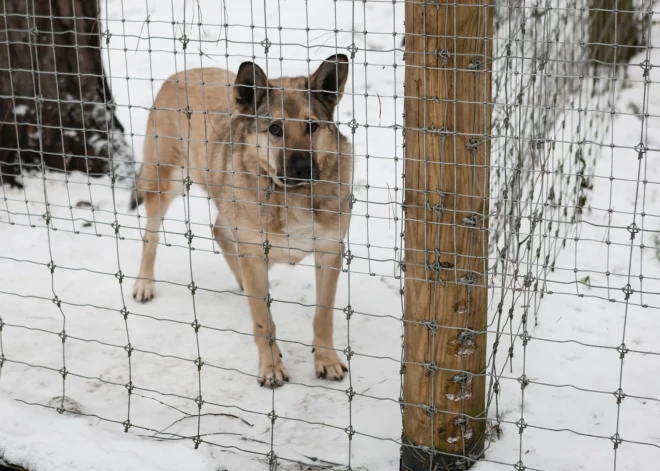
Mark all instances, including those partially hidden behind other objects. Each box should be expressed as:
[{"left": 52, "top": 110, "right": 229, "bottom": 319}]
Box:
[{"left": 233, "top": 62, "right": 268, "bottom": 112}]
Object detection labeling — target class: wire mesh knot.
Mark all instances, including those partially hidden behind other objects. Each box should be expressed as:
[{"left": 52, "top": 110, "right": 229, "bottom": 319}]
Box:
[
  {"left": 192, "top": 435, "right": 202, "bottom": 450},
  {"left": 434, "top": 48, "right": 450, "bottom": 66},
  {"left": 120, "top": 308, "right": 129, "bottom": 320},
  {"left": 344, "top": 425, "right": 355, "bottom": 439},
  {"left": 537, "top": 51, "right": 549, "bottom": 71},
  {"left": 266, "top": 451, "right": 277, "bottom": 468},
  {"left": 520, "top": 331, "right": 531, "bottom": 346},
  {"left": 343, "top": 305, "right": 354, "bottom": 320},
  {"left": 103, "top": 29, "right": 112, "bottom": 44},
  {"left": 191, "top": 319, "right": 201, "bottom": 333},
  {"left": 428, "top": 124, "right": 450, "bottom": 143},
  {"left": 610, "top": 433, "right": 623, "bottom": 449},
  {"left": 194, "top": 357, "right": 204, "bottom": 371},
  {"left": 462, "top": 215, "right": 478, "bottom": 228},
  {"left": 188, "top": 281, "right": 197, "bottom": 295},
  {"left": 261, "top": 38, "right": 271, "bottom": 54},
  {"left": 621, "top": 284, "right": 633, "bottom": 300},
  {"left": 516, "top": 418, "right": 527, "bottom": 434},
  {"left": 125, "top": 381, "right": 134, "bottom": 394},
  {"left": 124, "top": 343, "right": 133, "bottom": 357},
  {"left": 419, "top": 361, "right": 438, "bottom": 377},
  {"left": 268, "top": 410, "right": 278, "bottom": 424},
  {"left": 514, "top": 461, "right": 526, "bottom": 471},
  {"left": 427, "top": 201, "right": 444, "bottom": 215},
  {"left": 422, "top": 319, "right": 439, "bottom": 335},
  {"left": 345, "top": 387, "right": 355, "bottom": 402},
  {"left": 626, "top": 223, "right": 639, "bottom": 240},
  {"left": 347, "top": 43, "right": 358, "bottom": 59},
  {"left": 347, "top": 193, "right": 357, "bottom": 209},
  {"left": 59, "top": 367, "right": 68, "bottom": 380},
  {"left": 58, "top": 330, "right": 67, "bottom": 343},
  {"left": 183, "top": 176, "right": 193, "bottom": 192},
  {"left": 178, "top": 34, "right": 189, "bottom": 50},
  {"left": 458, "top": 330, "right": 474, "bottom": 345},
  {"left": 343, "top": 346, "right": 354, "bottom": 361},
  {"left": 115, "top": 270, "right": 124, "bottom": 284},
  {"left": 347, "top": 118, "right": 358, "bottom": 134},
  {"left": 613, "top": 388, "right": 625, "bottom": 404},
  {"left": 517, "top": 374, "right": 529, "bottom": 390},
  {"left": 421, "top": 404, "right": 439, "bottom": 418},
  {"left": 122, "top": 420, "right": 132, "bottom": 433},
  {"left": 616, "top": 342, "right": 628, "bottom": 359},
  {"left": 47, "top": 261, "right": 56, "bottom": 273},
  {"left": 343, "top": 249, "right": 354, "bottom": 265},
  {"left": 459, "top": 273, "right": 478, "bottom": 285},
  {"left": 52, "top": 296, "right": 61, "bottom": 308},
  {"left": 467, "top": 59, "right": 482, "bottom": 71},
  {"left": 195, "top": 395, "right": 204, "bottom": 410}
]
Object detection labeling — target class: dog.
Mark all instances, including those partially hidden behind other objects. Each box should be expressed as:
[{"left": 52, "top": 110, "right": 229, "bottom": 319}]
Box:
[{"left": 130, "top": 54, "right": 352, "bottom": 388}]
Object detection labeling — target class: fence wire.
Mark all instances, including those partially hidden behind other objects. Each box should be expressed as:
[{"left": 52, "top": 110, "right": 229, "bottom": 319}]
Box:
[{"left": 0, "top": 0, "right": 659, "bottom": 470}]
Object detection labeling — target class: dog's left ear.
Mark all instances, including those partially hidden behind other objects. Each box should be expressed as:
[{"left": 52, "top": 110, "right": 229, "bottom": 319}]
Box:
[{"left": 310, "top": 54, "right": 349, "bottom": 109}]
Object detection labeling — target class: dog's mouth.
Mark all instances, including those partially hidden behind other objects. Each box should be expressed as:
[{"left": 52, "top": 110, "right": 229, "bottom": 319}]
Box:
[{"left": 280, "top": 176, "right": 315, "bottom": 187}]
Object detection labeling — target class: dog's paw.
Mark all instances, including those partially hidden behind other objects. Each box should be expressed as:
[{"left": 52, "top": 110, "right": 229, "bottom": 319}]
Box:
[
  {"left": 133, "top": 279, "right": 155, "bottom": 303},
  {"left": 257, "top": 356, "right": 289, "bottom": 388},
  {"left": 314, "top": 348, "right": 348, "bottom": 381}
]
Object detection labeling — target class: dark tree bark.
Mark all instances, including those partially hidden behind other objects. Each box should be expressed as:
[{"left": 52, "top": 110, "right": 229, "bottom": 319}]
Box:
[
  {"left": 588, "top": 0, "right": 644, "bottom": 69},
  {"left": 0, "top": 0, "right": 133, "bottom": 188}
]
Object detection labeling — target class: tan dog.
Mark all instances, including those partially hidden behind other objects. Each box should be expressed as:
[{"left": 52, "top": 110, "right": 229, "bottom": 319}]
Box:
[{"left": 131, "top": 55, "right": 352, "bottom": 387}]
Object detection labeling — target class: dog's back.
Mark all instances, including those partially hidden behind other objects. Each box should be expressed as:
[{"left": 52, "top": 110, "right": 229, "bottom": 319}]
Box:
[{"left": 136, "top": 67, "right": 235, "bottom": 200}]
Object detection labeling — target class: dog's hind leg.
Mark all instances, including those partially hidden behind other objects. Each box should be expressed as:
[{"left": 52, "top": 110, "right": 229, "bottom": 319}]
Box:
[
  {"left": 312, "top": 242, "right": 348, "bottom": 381},
  {"left": 133, "top": 189, "right": 176, "bottom": 302}
]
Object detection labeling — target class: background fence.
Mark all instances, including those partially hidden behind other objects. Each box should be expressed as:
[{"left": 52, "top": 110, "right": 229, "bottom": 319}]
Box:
[{"left": 0, "top": 0, "right": 659, "bottom": 470}]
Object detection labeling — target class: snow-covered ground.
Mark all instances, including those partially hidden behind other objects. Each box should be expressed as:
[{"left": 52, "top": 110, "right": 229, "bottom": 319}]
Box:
[{"left": 1, "top": 1, "right": 659, "bottom": 470}]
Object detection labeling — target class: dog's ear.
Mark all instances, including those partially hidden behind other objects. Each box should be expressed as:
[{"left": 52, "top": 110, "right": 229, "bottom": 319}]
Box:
[
  {"left": 234, "top": 61, "right": 269, "bottom": 112},
  {"left": 310, "top": 54, "right": 349, "bottom": 109}
]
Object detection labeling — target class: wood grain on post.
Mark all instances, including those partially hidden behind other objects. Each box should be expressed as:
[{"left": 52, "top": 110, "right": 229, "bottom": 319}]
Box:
[{"left": 401, "top": 1, "right": 492, "bottom": 469}]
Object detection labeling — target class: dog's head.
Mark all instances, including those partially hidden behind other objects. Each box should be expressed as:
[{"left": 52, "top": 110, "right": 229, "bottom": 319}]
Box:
[{"left": 233, "top": 54, "right": 349, "bottom": 187}]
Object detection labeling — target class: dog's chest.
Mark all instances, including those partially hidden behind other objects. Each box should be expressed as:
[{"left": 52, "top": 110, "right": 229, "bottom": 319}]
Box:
[{"left": 265, "top": 206, "right": 341, "bottom": 264}]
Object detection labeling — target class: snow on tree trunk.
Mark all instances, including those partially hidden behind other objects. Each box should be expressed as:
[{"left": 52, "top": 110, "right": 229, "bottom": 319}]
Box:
[{"left": 0, "top": 0, "right": 134, "bottom": 188}]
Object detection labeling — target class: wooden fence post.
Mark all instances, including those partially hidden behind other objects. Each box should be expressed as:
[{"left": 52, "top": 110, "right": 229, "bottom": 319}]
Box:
[{"left": 401, "top": 1, "right": 492, "bottom": 469}]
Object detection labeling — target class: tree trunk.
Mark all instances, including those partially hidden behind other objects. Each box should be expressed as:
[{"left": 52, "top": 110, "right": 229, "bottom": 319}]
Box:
[
  {"left": 588, "top": 0, "right": 643, "bottom": 68},
  {"left": 0, "top": 0, "right": 133, "bottom": 188}
]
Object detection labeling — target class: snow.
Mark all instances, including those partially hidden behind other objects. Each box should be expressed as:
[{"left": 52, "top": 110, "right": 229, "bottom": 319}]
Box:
[{"left": 1, "top": 1, "right": 659, "bottom": 470}]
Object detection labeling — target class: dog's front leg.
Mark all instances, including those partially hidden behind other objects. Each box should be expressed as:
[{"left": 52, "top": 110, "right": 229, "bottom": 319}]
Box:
[
  {"left": 313, "top": 244, "right": 348, "bottom": 381},
  {"left": 239, "top": 256, "right": 289, "bottom": 387}
]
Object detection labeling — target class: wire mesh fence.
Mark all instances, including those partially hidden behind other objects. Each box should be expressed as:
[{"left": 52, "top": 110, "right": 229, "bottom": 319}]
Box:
[{"left": 0, "top": 0, "right": 659, "bottom": 470}]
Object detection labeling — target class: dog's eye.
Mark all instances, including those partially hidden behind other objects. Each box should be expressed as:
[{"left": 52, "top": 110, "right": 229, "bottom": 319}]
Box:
[
  {"left": 310, "top": 122, "right": 319, "bottom": 133},
  {"left": 268, "top": 124, "right": 282, "bottom": 136}
]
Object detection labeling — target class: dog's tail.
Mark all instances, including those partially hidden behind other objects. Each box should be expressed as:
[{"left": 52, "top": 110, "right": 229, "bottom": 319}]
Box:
[{"left": 129, "top": 190, "right": 143, "bottom": 211}]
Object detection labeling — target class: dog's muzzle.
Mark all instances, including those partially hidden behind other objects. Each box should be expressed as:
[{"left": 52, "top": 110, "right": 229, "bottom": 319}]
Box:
[{"left": 281, "top": 152, "right": 319, "bottom": 187}]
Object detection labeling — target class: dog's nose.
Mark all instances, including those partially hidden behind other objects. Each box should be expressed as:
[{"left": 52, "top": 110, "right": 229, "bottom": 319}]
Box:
[{"left": 287, "top": 153, "right": 316, "bottom": 183}]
